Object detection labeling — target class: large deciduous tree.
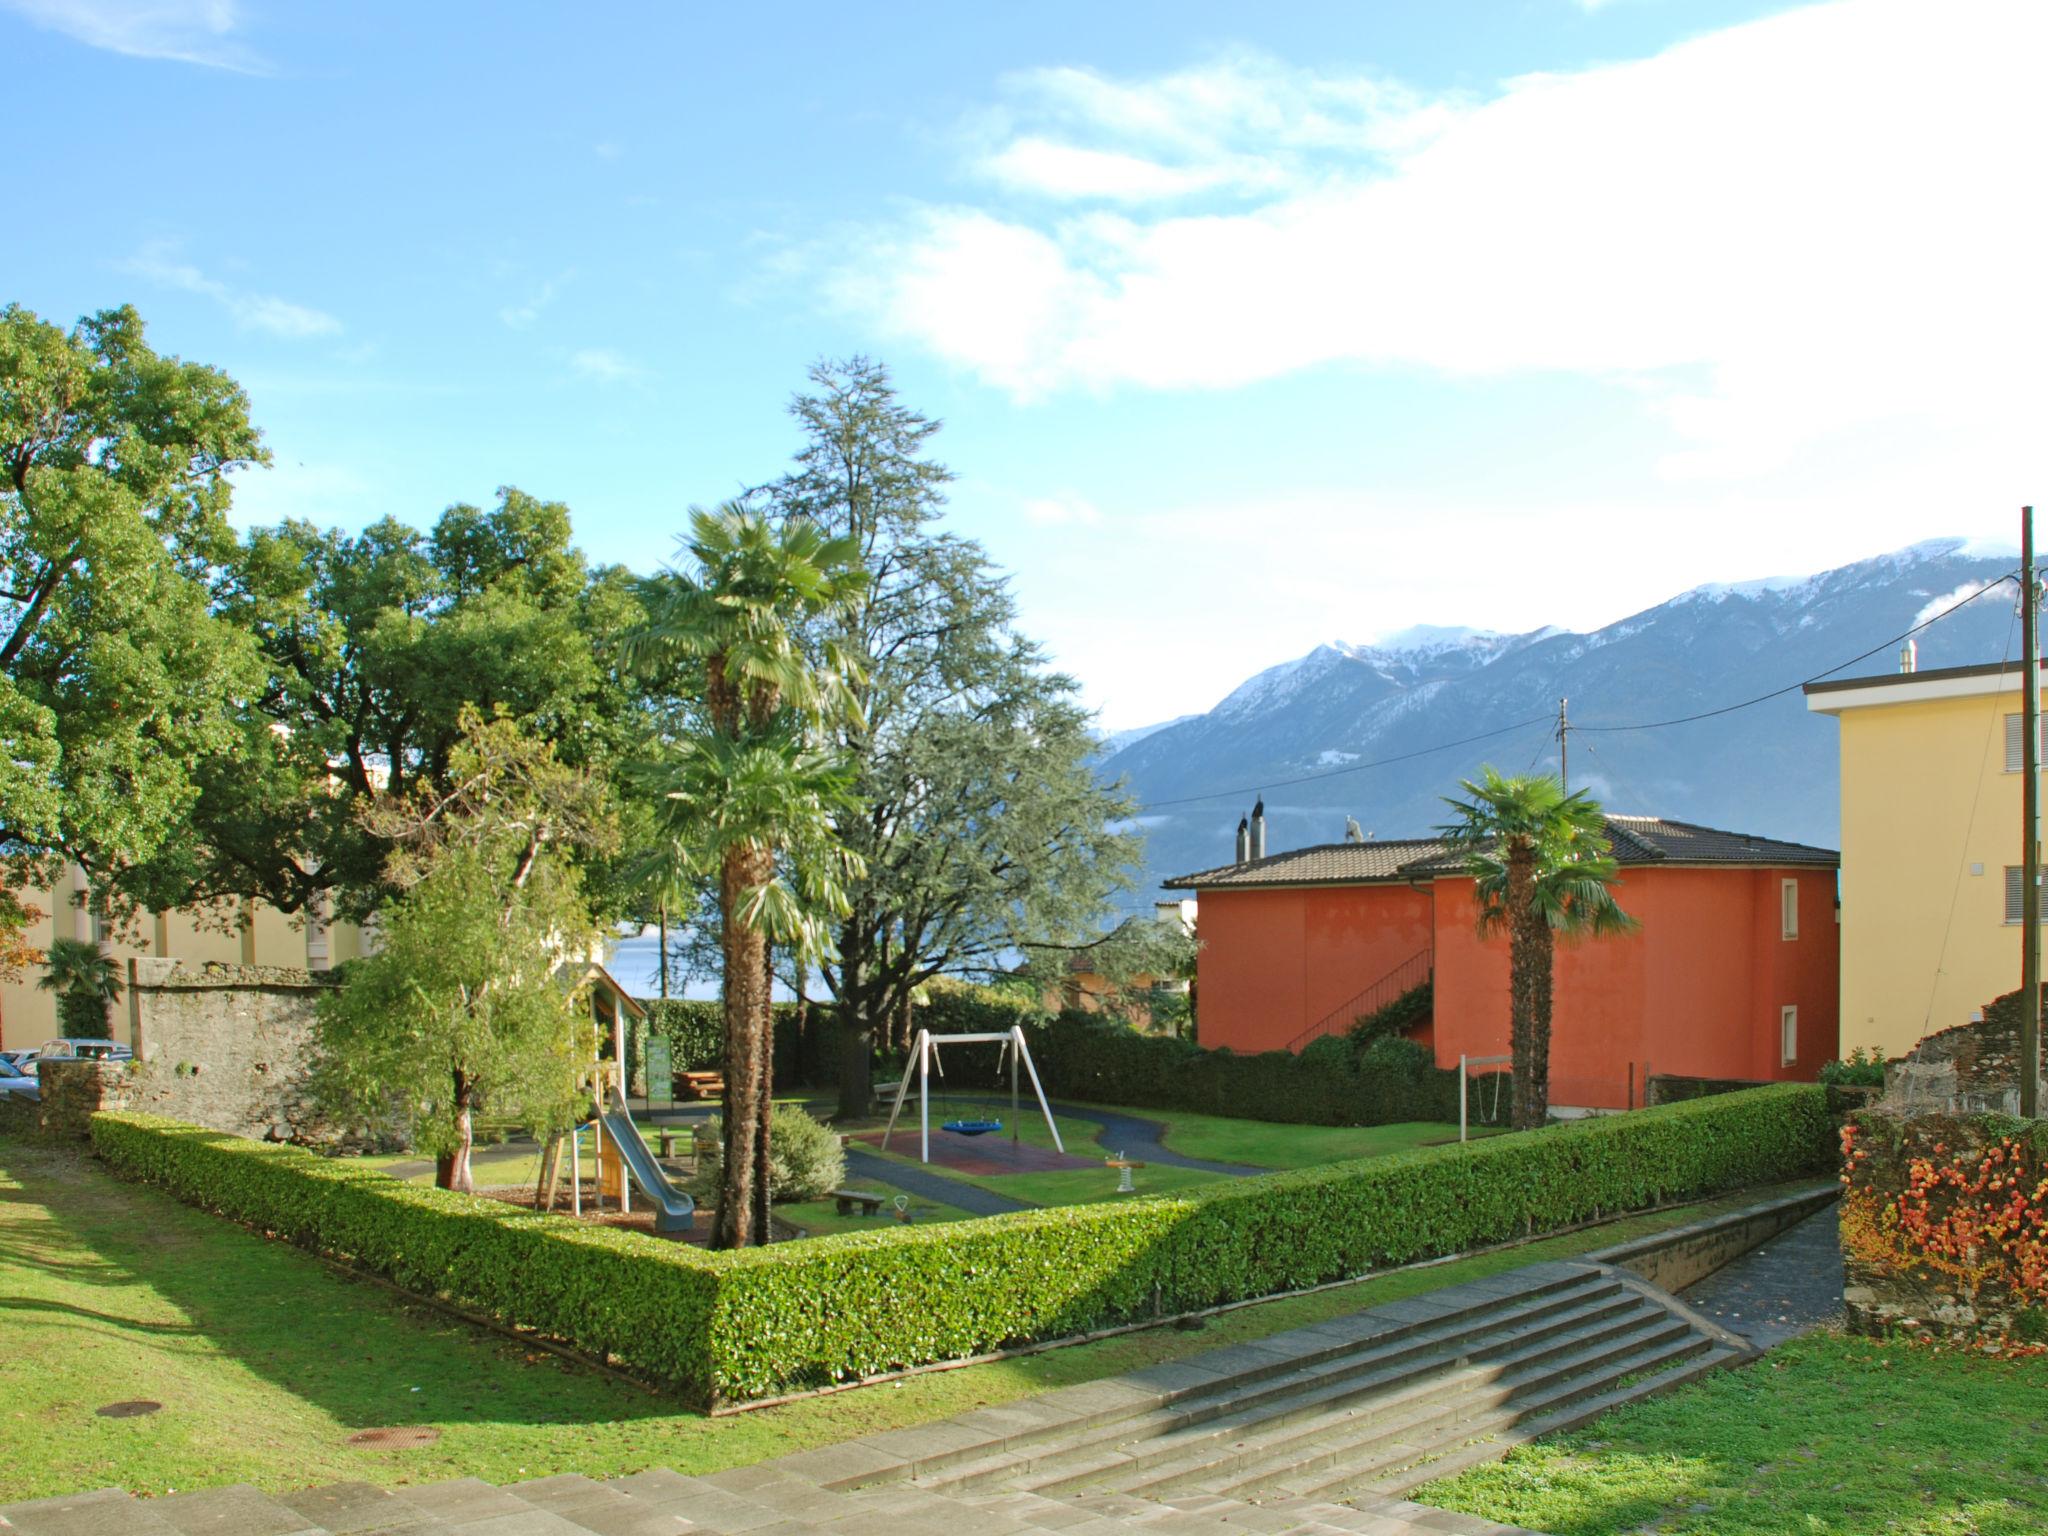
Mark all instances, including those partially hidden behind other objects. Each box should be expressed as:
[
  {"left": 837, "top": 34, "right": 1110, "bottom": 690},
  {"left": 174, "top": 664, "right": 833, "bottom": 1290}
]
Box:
[
  {"left": 627, "top": 504, "right": 865, "bottom": 1248},
  {"left": 153, "top": 488, "right": 647, "bottom": 924},
  {"left": 768, "top": 359, "right": 1142, "bottom": 1118},
  {"left": 1438, "top": 769, "right": 1636, "bottom": 1129},
  {"left": 0, "top": 303, "right": 267, "bottom": 912},
  {"left": 315, "top": 713, "right": 612, "bottom": 1192}
]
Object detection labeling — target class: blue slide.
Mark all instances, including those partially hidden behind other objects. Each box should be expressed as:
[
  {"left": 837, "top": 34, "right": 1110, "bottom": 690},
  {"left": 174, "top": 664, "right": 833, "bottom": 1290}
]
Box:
[{"left": 598, "top": 1089, "right": 696, "bottom": 1234}]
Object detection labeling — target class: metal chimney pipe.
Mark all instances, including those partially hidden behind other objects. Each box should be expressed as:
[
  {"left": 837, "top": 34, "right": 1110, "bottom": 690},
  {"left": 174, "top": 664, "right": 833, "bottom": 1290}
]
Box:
[
  {"left": 1250, "top": 798, "right": 1267, "bottom": 860},
  {"left": 1899, "top": 638, "right": 1917, "bottom": 674},
  {"left": 1235, "top": 817, "right": 1251, "bottom": 863}
]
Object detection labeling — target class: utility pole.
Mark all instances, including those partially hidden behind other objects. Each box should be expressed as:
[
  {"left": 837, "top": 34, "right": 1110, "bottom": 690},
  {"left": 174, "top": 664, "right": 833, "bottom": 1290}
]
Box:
[
  {"left": 1557, "top": 698, "right": 1570, "bottom": 791},
  {"left": 2023, "top": 506, "right": 2040, "bottom": 1119}
]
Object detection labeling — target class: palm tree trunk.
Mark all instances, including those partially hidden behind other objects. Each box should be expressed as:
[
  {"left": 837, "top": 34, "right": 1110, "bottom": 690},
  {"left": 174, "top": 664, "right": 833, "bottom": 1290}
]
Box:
[
  {"left": 753, "top": 940, "right": 775, "bottom": 1246},
  {"left": 1505, "top": 840, "right": 1549, "bottom": 1130},
  {"left": 715, "top": 843, "right": 772, "bottom": 1249},
  {"left": 437, "top": 1068, "right": 476, "bottom": 1193}
]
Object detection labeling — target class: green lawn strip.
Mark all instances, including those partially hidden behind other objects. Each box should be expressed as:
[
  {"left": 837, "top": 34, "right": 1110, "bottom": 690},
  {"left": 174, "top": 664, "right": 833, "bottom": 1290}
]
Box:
[
  {"left": 1122, "top": 1109, "right": 1496, "bottom": 1169},
  {"left": 774, "top": 1192, "right": 974, "bottom": 1236},
  {"left": 0, "top": 1132, "right": 1809, "bottom": 1503},
  {"left": 1418, "top": 1330, "right": 2048, "bottom": 1536}
]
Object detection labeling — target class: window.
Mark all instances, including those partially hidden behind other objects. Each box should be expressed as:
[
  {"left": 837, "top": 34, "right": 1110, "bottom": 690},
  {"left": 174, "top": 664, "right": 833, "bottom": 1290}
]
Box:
[
  {"left": 1780, "top": 878, "right": 1799, "bottom": 940},
  {"left": 1781, "top": 1006, "right": 1798, "bottom": 1065},
  {"left": 2007, "top": 865, "right": 2046, "bottom": 924},
  {"left": 2005, "top": 713, "right": 2048, "bottom": 772}
]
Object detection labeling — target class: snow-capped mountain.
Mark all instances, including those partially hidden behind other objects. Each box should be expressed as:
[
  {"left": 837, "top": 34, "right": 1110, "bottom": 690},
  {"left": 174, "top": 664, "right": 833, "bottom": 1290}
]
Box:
[{"left": 1102, "top": 539, "right": 2020, "bottom": 896}]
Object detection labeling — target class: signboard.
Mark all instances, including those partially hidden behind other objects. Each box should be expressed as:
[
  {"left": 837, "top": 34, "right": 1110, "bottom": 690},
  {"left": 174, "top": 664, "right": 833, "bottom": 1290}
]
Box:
[{"left": 644, "top": 1034, "right": 673, "bottom": 1111}]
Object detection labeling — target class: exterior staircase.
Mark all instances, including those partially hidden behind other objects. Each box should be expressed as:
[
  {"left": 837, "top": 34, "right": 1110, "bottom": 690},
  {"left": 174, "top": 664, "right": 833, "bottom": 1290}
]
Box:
[{"left": 0, "top": 1259, "right": 1748, "bottom": 1536}]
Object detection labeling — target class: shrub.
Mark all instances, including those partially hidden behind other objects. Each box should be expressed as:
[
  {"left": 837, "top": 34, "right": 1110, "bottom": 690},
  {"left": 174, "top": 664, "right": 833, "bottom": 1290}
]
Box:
[
  {"left": 691, "top": 1105, "right": 846, "bottom": 1203},
  {"left": 96, "top": 1083, "right": 1831, "bottom": 1404},
  {"left": 1020, "top": 1010, "right": 1489, "bottom": 1128},
  {"left": 1819, "top": 1048, "right": 1887, "bottom": 1087},
  {"left": 641, "top": 999, "right": 842, "bottom": 1088},
  {"left": 1347, "top": 979, "right": 1432, "bottom": 1046}
]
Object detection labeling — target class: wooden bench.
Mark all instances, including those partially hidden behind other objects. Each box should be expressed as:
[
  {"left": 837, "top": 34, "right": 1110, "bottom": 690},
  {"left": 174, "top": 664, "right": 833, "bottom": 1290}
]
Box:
[
  {"left": 678, "top": 1070, "right": 725, "bottom": 1101},
  {"left": 831, "top": 1188, "right": 887, "bottom": 1217}
]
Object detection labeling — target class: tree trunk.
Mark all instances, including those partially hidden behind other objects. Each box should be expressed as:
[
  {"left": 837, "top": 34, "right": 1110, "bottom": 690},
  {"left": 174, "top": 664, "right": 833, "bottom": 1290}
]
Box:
[
  {"left": 753, "top": 939, "right": 775, "bottom": 1246},
  {"left": 1505, "top": 840, "right": 1551, "bottom": 1130},
  {"left": 836, "top": 920, "right": 873, "bottom": 1120},
  {"left": 437, "top": 1069, "right": 476, "bottom": 1193},
  {"left": 714, "top": 842, "right": 773, "bottom": 1249}
]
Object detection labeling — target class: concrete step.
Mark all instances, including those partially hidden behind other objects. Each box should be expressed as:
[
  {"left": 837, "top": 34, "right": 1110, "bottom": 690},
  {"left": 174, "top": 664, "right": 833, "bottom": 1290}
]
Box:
[
  {"left": 1107, "top": 1307, "right": 1691, "bottom": 1501},
  {"left": 917, "top": 1271, "right": 1628, "bottom": 1493},
  {"left": 0, "top": 1487, "right": 188, "bottom": 1536},
  {"left": 1013, "top": 1289, "right": 1659, "bottom": 1497}
]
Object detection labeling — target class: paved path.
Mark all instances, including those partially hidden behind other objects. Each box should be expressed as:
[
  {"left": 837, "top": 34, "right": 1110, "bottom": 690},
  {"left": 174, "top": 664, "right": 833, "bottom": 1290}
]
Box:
[
  {"left": 842, "top": 1145, "right": 1032, "bottom": 1217},
  {"left": 1047, "top": 1101, "right": 1264, "bottom": 1176},
  {"left": 1678, "top": 1205, "right": 1843, "bottom": 1348}
]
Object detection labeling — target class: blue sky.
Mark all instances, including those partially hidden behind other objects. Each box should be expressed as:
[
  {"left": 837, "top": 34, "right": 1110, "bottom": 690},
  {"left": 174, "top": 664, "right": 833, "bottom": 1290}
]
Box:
[{"left": 9, "top": 0, "right": 2044, "bottom": 728}]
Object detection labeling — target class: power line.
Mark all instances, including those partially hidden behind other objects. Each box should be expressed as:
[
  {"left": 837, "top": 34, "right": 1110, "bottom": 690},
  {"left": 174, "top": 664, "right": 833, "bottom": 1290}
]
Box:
[{"left": 1574, "top": 570, "right": 2019, "bottom": 734}]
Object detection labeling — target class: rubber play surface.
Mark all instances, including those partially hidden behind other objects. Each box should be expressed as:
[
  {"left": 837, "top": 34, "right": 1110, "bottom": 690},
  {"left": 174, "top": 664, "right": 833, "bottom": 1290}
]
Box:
[{"left": 852, "top": 1129, "right": 1100, "bottom": 1174}]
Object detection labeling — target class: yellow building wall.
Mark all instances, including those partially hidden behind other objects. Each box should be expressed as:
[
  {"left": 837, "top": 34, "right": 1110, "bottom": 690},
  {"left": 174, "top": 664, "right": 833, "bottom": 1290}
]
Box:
[
  {"left": 1, "top": 874, "right": 366, "bottom": 1049},
  {"left": 1832, "top": 683, "right": 2041, "bottom": 1059}
]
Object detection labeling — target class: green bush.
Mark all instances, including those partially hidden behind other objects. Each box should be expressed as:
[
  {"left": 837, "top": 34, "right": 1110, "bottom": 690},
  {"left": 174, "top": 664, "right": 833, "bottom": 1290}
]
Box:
[
  {"left": 1347, "top": 979, "right": 1432, "bottom": 1046},
  {"left": 691, "top": 1105, "right": 847, "bottom": 1203},
  {"left": 1020, "top": 1010, "right": 1489, "bottom": 1128},
  {"left": 641, "top": 999, "right": 842, "bottom": 1088},
  {"left": 95, "top": 1083, "right": 1831, "bottom": 1404},
  {"left": 89, "top": 1112, "right": 721, "bottom": 1399},
  {"left": 1819, "top": 1048, "right": 1887, "bottom": 1087}
]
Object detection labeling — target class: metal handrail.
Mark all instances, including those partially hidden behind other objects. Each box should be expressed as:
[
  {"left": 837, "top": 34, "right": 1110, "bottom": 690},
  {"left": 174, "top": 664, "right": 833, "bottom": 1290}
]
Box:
[{"left": 1285, "top": 945, "right": 1434, "bottom": 1052}]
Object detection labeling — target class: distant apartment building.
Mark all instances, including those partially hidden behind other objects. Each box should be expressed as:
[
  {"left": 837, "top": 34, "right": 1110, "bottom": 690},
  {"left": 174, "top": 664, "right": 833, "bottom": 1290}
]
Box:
[
  {"left": 1806, "top": 658, "right": 2042, "bottom": 1058},
  {"left": 1, "top": 863, "right": 370, "bottom": 1047}
]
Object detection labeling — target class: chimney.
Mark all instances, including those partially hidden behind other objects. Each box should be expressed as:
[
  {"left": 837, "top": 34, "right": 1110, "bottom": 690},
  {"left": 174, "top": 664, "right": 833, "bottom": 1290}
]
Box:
[
  {"left": 1250, "top": 797, "right": 1267, "bottom": 860},
  {"left": 1235, "top": 817, "right": 1251, "bottom": 863},
  {"left": 1899, "top": 638, "right": 1918, "bottom": 674}
]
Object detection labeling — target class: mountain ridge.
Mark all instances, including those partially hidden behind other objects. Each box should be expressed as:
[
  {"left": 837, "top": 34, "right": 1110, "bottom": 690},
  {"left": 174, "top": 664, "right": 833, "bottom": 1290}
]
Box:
[{"left": 1102, "top": 538, "right": 2019, "bottom": 901}]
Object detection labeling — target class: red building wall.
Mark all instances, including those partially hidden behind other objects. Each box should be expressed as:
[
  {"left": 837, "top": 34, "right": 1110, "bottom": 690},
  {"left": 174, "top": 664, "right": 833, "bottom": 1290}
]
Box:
[
  {"left": 1195, "top": 883, "right": 1434, "bottom": 1054},
  {"left": 1428, "top": 866, "right": 1839, "bottom": 1110}
]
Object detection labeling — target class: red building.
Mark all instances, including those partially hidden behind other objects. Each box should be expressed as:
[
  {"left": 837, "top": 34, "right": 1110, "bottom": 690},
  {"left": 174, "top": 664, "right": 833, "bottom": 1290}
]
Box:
[{"left": 1164, "top": 816, "right": 1839, "bottom": 1112}]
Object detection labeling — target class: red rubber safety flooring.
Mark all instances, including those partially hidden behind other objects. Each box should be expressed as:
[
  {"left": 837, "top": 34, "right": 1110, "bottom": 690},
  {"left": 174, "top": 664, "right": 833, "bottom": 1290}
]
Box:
[{"left": 851, "top": 1129, "right": 1099, "bottom": 1174}]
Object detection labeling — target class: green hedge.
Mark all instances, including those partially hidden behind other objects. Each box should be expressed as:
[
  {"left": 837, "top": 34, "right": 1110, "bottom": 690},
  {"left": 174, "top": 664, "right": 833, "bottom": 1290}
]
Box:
[
  {"left": 93, "top": 1082, "right": 1830, "bottom": 1404},
  {"left": 1021, "top": 1011, "right": 1486, "bottom": 1127}
]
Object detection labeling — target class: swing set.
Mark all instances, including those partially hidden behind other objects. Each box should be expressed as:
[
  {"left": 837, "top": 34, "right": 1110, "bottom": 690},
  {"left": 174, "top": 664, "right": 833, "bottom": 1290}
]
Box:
[{"left": 880, "top": 1026, "right": 1064, "bottom": 1164}]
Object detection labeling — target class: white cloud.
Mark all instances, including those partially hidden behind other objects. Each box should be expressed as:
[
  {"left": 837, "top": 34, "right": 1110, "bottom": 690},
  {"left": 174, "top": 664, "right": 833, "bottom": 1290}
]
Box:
[
  {"left": 122, "top": 242, "right": 340, "bottom": 338},
  {"left": 1021, "top": 493, "right": 1102, "bottom": 527},
  {"left": 840, "top": 0, "right": 2048, "bottom": 489},
  {"left": 500, "top": 271, "right": 571, "bottom": 330},
  {"left": 570, "top": 347, "right": 647, "bottom": 384},
  {"left": 2, "top": 0, "right": 267, "bottom": 71}
]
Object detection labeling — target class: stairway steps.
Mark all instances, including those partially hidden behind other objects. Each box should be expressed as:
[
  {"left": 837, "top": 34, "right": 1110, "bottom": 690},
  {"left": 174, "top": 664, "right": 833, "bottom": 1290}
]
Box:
[
  {"left": 1353, "top": 1343, "right": 1745, "bottom": 1502},
  {"left": 1290, "top": 1331, "right": 1735, "bottom": 1504},
  {"left": 1020, "top": 1293, "right": 1666, "bottom": 1498},
  {"left": 919, "top": 1273, "right": 1626, "bottom": 1492},
  {"left": 1122, "top": 1310, "right": 1695, "bottom": 1507}
]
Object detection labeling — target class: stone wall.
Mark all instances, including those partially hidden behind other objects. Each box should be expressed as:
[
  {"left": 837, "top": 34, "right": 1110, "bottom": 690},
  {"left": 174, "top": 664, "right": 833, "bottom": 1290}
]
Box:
[
  {"left": 1883, "top": 985, "right": 2048, "bottom": 1116},
  {"left": 36, "top": 959, "right": 341, "bottom": 1144},
  {"left": 1840, "top": 1107, "right": 2048, "bottom": 1341}
]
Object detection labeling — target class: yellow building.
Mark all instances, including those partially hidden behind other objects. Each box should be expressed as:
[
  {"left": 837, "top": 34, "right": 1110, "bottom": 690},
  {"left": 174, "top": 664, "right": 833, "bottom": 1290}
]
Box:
[
  {"left": 0, "top": 864, "right": 372, "bottom": 1049},
  {"left": 1806, "top": 659, "right": 2041, "bottom": 1058}
]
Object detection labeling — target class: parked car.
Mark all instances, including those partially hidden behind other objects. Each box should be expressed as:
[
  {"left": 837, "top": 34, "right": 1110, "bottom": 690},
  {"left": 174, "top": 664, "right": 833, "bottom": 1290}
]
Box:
[
  {"left": 32, "top": 1038, "right": 131, "bottom": 1064},
  {"left": 0, "top": 1049, "right": 36, "bottom": 1071},
  {"left": 0, "top": 1056, "right": 38, "bottom": 1103}
]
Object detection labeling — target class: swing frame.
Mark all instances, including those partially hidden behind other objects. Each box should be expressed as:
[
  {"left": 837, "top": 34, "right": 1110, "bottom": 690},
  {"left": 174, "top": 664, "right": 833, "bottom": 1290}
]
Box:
[
  {"left": 880, "top": 1027, "right": 1065, "bottom": 1164},
  {"left": 1458, "top": 1051, "right": 1512, "bottom": 1141}
]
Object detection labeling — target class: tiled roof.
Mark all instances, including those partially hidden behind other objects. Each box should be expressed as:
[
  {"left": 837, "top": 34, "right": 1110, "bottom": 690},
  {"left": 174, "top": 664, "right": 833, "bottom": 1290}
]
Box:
[
  {"left": 1162, "top": 839, "right": 1452, "bottom": 890},
  {"left": 1164, "top": 816, "right": 1836, "bottom": 890}
]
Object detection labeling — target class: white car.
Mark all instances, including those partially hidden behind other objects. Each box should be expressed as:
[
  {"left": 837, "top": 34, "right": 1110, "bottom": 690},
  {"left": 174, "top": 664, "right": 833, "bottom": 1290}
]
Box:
[{"left": 31, "top": 1038, "right": 131, "bottom": 1064}]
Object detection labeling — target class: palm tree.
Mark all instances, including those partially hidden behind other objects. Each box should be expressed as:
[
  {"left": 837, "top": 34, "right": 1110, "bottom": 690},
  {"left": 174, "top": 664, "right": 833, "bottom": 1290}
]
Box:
[
  {"left": 38, "top": 937, "right": 122, "bottom": 1039},
  {"left": 1438, "top": 769, "right": 1636, "bottom": 1129},
  {"left": 627, "top": 504, "right": 866, "bottom": 1248}
]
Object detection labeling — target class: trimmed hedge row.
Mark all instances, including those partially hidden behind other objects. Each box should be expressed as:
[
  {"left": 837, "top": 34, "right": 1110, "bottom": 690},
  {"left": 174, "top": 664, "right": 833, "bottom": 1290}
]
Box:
[{"left": 93, "top": 1082, "right": 1831, "bottom": 1404}]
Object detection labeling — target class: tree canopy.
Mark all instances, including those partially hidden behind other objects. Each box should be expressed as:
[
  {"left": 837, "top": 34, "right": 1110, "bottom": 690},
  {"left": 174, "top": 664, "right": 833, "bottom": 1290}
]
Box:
[{"left": 0, "top": 303, "right": 268, "bottom": 901}]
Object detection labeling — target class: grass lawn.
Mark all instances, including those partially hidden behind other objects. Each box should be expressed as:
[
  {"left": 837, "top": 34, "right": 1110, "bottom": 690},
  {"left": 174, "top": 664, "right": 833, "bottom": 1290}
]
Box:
[
  {"left": 1136, "top": 1109, "right": 1496, "bottom": 1169},
  {"left": 1419, "top": 1330, "right": 2048, "bottom": 1536},
  {"left": 0, "top": 1132, "right": 1797, "bottom": 1503}
]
